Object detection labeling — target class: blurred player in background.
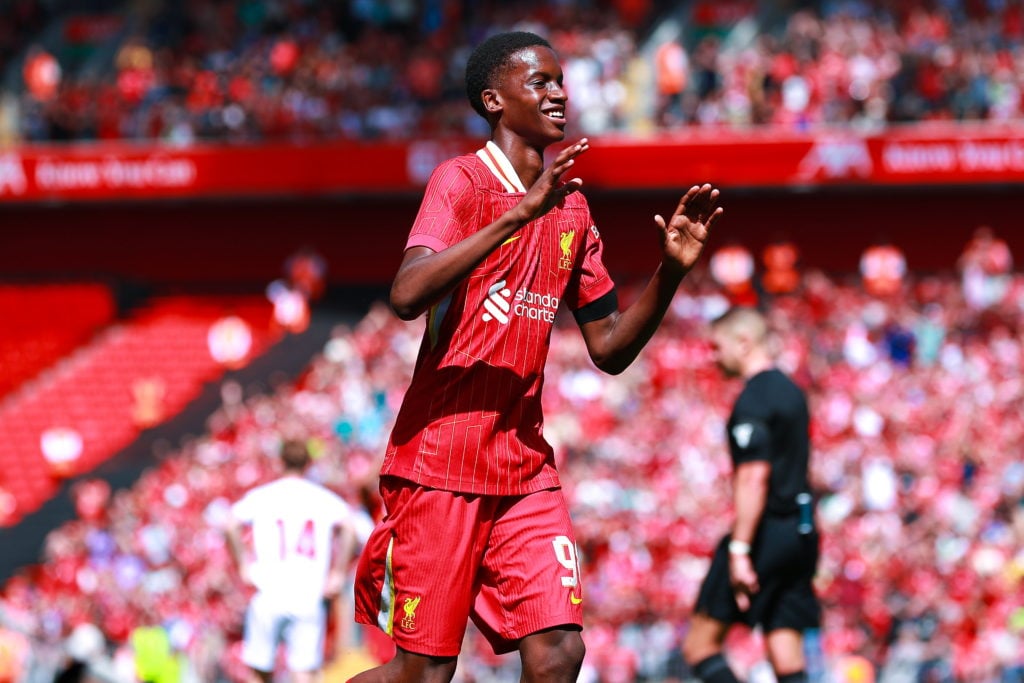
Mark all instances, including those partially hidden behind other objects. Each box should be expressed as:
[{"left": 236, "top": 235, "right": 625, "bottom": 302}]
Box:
[
  {"left": 226, "top": 440, "right": 359, "bottom": 683},
  {"left": 351, "top": 30, "right": 723, "bottom": 682},
  {"left": 683, "top": 307, "right": 820, "bottom": 683}
]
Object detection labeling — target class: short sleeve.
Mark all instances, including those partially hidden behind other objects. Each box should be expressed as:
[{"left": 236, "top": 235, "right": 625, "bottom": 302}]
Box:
[
  {"left": 328, "top": 494, "right": 350, "bottom": 528},
  {"left": 406, "top": 159, "right": 479, "bottom": 252},
  {"left": 564, "top": 218, "right": 614, "bottom": 312},
  {"left": 729, "top": 389, "right": 773, "bottom": 464},
  {"left": 230, "top": 492, "right": 255, "bottom": 524}
]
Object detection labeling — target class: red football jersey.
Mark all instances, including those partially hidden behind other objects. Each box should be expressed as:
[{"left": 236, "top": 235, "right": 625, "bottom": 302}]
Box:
[{"left": 381, "top": 142, "right": 615, "bottom": 495}]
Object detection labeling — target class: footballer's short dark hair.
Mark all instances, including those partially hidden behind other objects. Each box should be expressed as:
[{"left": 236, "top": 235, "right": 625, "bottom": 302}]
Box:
[
  {"left": 465, "top": 31, "right": 553, "bottom": 119},
  {"left": 280, "top": 439, "right": 311, "bottom": 471}
]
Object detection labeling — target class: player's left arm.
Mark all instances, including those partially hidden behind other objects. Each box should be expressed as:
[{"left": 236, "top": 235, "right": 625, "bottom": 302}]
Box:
[
  {"left": 324, "top": 519, "right": 357, "bottom": 600},
  {"left": 578, "top": 184, "right": 722, "bottom": 374},
  {"left": 325, "top": 516, "right": 359, "bottom": 657}
]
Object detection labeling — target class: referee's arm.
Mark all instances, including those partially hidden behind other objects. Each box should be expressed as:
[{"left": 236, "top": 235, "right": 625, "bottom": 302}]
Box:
[
  {"left": 729, "top": 460, "right": 769, "bottom": 610},
  {"left": 732, "top": 460, "right": 769, "bottom": 546}
]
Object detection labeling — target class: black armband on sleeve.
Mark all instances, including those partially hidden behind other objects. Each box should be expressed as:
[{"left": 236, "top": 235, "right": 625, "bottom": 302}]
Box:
[{"left": 572, "top": 289, "right": 618, "bottom": 324}]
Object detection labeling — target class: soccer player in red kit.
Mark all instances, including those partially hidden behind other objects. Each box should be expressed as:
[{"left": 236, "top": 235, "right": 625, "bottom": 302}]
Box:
[{"left": 351, "top": 31, "right": 723, "bottom": 682}]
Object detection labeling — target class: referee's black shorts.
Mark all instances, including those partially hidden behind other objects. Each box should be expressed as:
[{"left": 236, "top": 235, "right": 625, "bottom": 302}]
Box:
[{"left": 693, "top": 515, "right": 821, "bottom": 631}]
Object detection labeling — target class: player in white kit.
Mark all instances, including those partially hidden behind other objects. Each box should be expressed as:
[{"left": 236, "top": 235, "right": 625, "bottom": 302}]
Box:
[{"left": 226, "top": 440, "right": 358, "bottom": 683}]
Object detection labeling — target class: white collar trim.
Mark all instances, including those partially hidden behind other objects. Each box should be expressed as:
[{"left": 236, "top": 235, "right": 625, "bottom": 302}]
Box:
[{"left": 476, "top": 141, "right": 527, "bottom": 193}]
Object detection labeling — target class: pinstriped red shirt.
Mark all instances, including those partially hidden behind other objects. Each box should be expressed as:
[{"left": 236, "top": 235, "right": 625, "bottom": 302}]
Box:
[{"left": 381, "top": 143, "right": 614, "bottom": 495}]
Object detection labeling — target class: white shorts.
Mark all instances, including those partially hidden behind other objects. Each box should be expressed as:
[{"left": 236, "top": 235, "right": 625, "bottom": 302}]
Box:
[{"left": 242, "top": 593, "right": 327, "bottom": 673}]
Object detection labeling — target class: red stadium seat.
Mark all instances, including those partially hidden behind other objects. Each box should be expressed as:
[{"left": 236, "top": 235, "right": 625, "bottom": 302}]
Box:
[{"left": 0, "top": 293, "right": 280, "bottom": 525}]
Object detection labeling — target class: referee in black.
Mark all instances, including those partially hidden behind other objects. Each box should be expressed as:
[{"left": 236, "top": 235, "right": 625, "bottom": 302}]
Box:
[{"left": 683, "top": 306, "right": 820, "bottom": 683}]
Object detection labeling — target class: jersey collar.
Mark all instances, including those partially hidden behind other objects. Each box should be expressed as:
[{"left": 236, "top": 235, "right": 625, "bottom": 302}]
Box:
[{"left": 476, "top": 141, "right": 527, "bottom": 193}]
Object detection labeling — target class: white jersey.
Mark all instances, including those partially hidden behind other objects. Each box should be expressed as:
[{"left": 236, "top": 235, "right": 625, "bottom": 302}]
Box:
[{"left": 231, "top": 476, "right": 351, "bottom": 615}]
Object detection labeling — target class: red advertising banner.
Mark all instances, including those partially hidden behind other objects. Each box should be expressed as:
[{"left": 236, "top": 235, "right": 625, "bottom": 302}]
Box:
[
  {"left": 576, "top": 123, "right": 1024, "bottom": 188},
  {"left": 0, "top": 141, "right": 429, "bottom": 202},
  {"left": 0, "top": 124, "right": 1022, "bottom": 202}
]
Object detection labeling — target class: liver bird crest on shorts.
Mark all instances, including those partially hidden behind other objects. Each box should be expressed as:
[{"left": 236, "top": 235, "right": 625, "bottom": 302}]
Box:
[{"left": 401, "top": 595, "right": 422, "bottom": 631}]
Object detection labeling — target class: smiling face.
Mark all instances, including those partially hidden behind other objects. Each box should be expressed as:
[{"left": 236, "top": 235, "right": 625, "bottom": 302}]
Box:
[{"left": 483, "top": 45, "right": 567, "bottom": 147}]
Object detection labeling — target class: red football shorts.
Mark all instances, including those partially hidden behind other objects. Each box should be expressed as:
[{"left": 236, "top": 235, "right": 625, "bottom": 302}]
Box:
[{"left": 353, "top": 476, "right": 584, "bottom": 657}]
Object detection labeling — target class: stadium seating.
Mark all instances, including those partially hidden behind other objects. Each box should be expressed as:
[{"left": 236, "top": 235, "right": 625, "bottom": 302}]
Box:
[
  {"left": 5, "top": 1, "right": 1022, "bottom": 143},
  {"left": 0, "top": 294, "right": 278, "bottom": 525},
  {"left": 2, "top": 1, "right": 1023, "bottom": 682},
  {"left": 0, "top": 283, "right": 115, "bottom": 399},
  {"left": 1, "top": 267, "right": 1022, "bottom": 681}
]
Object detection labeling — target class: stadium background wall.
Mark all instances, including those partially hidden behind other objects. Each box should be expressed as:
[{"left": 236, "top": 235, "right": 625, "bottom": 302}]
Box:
[{"left": 0, "top": 186, "right": 1018, "bottom": 287}]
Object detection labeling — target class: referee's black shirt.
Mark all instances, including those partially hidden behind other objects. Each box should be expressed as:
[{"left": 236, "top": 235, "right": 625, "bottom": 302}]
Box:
[{"left": 726, "top": 368, "right": 810, "bottom": 517}]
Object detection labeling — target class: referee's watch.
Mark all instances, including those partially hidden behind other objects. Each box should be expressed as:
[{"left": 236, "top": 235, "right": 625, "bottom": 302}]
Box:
[{"left": 728, "top": 539, "right": 751, "bottom": 556}]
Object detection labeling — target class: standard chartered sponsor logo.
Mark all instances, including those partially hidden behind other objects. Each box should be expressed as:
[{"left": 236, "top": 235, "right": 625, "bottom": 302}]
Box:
[
  {"left": 515, "top": 288, "right": 559, "bottom": 322},
  {"left": 481, "top": 281, "right": 559, "bottom": 324},
  {"left": 482, "top": 280, "right": 512, "bottom": 324}
]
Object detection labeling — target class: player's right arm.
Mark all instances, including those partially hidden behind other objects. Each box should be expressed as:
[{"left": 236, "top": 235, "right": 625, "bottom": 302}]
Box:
[
  {"left": 390, "top": 140, "right": 589, "bottom": 320},
  {"left": 224, "top": 512, "right": 255, "bottom": 589}
]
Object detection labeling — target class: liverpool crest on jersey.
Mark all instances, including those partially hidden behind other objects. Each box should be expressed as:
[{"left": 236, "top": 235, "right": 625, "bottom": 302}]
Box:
[{"left": 559, "top": 231, "right": 574, "bottom": 270}]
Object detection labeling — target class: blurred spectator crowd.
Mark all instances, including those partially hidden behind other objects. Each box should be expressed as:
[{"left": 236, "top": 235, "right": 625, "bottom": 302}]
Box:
[
  {"left": 3, "top": 0, "right": 1024, "bottom": 144},
  {"left": 0, "top": 228, "right": 1022, "bottom": 683}
]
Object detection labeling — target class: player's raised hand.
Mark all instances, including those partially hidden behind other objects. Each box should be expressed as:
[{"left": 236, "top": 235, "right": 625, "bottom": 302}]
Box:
[
  {"left": 516, "top": 138, "right": 590, "bottom": 224},
  {"left": 654, "top": 183, "right": 724, "bottom": 274}
]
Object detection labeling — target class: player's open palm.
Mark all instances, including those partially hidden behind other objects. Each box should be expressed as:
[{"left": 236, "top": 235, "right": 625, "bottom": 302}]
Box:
[
  {"left": 517, "top": 138, "right": 590, "bottom": 224},
  {"left": 655, "top": 183, "right": 724, "bottom": 273}
]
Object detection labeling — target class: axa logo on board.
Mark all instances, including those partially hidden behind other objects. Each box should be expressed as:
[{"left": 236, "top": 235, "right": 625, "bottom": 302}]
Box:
[{"left": 481, "top": 280, "right": 559, "bottom": 324}]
